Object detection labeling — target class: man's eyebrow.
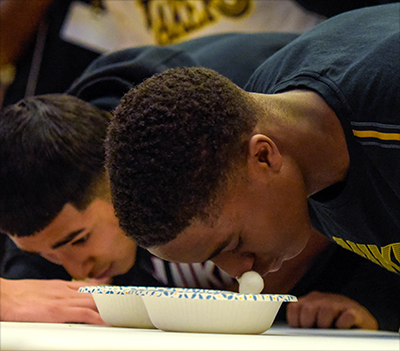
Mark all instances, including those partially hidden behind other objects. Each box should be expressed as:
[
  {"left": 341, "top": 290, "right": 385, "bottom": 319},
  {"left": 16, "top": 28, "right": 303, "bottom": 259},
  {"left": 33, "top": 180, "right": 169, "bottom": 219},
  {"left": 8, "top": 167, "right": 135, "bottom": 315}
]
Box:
[
  {"left": 205, "top": 234, "right": 233, "bottom": 261},
  {"left": 51, "top": 229, "right": 85, "bottom": 250}
]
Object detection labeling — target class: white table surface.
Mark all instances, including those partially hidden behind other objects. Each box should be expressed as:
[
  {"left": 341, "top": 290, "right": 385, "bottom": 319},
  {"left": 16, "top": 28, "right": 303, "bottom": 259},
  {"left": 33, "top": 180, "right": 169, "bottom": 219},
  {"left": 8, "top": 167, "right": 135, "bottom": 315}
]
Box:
[{"left": 1, "top": 321, "right": 398, "bottom": 350}]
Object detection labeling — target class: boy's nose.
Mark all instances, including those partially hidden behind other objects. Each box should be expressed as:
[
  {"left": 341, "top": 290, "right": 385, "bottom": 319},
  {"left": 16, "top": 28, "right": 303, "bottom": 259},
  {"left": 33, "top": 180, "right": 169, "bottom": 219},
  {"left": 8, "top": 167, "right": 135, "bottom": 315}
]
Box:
[
  {"left": 60, "top": 257, "right": 95, "bottom": 281},
  {"left": 211, "top": 252, "right": 255, "bottom": 278}
]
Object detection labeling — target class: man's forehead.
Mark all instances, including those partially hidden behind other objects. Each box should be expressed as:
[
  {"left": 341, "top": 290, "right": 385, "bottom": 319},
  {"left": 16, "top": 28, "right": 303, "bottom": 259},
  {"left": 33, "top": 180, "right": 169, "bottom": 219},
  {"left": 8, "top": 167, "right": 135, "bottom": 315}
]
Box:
[
  {"left": 10, "top": 204, "right": 84, "bottom": 252},
  {"left": 10, "top": 232, "right": 50, "bottom": 252}
]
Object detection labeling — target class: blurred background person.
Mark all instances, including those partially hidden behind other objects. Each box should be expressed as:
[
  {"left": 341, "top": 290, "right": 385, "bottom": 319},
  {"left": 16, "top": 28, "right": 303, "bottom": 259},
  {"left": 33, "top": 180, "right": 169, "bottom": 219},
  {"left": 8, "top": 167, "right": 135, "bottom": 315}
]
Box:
[{"left": 0, "top": 0, "right": 325, "bottom": 109}]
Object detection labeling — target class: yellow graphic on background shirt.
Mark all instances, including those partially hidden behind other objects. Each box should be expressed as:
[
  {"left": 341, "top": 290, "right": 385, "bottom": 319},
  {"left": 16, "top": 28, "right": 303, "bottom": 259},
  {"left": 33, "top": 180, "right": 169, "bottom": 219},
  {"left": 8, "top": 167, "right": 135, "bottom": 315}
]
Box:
[
  {"left": 137, "top": 0, "right": 252, "bottom": 45},
  {"left": 332, "top": 236, "right": 400, "bottom": 273}
]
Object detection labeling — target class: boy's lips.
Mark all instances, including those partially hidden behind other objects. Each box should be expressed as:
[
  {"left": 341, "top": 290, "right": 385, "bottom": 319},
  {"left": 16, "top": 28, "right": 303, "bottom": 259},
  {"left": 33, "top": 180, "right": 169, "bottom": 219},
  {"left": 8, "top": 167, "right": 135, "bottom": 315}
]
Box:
[
  {"left": 268, "top": 259, "right": 283, "bottom": 273},
  {"left": 258, "top": 258, "right": 283, "bottom": 276},
  {"left": 93, "top": 264, "right": 114, "bottom": 280}
]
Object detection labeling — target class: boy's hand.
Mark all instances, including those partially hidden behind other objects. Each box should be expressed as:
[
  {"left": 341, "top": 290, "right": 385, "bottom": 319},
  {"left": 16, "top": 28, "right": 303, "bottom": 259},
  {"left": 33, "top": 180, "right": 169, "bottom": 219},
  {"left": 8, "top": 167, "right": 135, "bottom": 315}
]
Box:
[
  {"left": 1, "top": 278, "right": 107, "bottom": 325},
  {"left": 286, "top": 291, "right": 378, "bottom": 330}
]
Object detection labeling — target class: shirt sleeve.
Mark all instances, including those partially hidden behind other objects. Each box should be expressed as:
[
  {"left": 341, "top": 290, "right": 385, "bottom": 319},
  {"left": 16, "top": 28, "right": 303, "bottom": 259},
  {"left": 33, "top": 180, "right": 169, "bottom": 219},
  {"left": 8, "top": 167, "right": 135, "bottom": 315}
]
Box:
[{"left": 1, "top": 237, "right": 71, "bottom": 280}]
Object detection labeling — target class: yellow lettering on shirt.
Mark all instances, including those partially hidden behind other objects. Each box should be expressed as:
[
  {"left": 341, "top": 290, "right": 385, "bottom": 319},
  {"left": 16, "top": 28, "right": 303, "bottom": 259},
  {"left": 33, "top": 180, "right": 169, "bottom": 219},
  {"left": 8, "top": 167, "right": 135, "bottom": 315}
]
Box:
[{"left": 332, "top": 236, "right": 400, "bottom": 273}]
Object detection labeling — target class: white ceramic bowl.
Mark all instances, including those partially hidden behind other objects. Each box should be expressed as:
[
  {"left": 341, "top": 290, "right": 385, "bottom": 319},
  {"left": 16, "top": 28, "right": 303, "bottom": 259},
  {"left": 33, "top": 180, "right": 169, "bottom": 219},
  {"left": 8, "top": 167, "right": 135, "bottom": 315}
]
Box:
[
  {"left": 79, "top": 286, "right": 156, "bottom": 328},
  {"left": 139, "top": 289, "right": 297, "bottom": 334}
]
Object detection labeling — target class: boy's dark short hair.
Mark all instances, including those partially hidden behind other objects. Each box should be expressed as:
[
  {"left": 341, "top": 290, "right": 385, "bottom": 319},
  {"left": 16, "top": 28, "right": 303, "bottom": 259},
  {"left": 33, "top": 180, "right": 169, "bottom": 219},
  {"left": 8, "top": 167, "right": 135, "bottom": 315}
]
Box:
[
  {"left": 0, "top": 94, "right": 111, "bottom": 237},
  {"left": 106, "top": 67, "right": 258, "bottom": 248}
]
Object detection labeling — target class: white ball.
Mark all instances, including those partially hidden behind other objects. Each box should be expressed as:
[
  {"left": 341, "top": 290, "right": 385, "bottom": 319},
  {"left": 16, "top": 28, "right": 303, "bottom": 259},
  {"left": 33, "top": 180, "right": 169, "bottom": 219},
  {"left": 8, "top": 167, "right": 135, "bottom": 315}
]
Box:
[{"left": 237, "top": 271, "right": 264, "bottom": 294}]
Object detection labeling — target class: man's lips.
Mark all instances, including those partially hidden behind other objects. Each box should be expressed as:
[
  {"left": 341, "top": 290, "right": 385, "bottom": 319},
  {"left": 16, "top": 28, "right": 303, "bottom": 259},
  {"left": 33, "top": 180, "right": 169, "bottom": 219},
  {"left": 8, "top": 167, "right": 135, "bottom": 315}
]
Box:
[
  {"left": 257, "top": 258, "right": 283, "bottom": 276},
  {"left": 268, "top": 259, "right": 283, "bottom": 273}
]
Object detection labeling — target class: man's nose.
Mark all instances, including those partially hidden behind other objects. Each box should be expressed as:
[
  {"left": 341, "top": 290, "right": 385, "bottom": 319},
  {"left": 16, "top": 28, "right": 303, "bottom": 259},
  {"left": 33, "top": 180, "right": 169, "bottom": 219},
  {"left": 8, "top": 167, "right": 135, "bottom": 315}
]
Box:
[
  {"left": 58, "top": 255, "right": 95, "bottom": 280},
  {"left": 212, "top": 252, "right": 255, "bottom": 278}
]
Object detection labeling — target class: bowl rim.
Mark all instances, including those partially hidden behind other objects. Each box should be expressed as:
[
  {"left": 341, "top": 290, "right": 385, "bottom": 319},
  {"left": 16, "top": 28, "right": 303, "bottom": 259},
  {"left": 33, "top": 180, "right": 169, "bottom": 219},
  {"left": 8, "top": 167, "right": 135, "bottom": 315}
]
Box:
[
  {"left": 78, "top": 286, "right": 297, "bottom": 302},
  {"left": 78, "top": 286, "right": 225, "bottom": 295},
  {"left": 141, "top": 290, "right": 297, "bottom": 302}
]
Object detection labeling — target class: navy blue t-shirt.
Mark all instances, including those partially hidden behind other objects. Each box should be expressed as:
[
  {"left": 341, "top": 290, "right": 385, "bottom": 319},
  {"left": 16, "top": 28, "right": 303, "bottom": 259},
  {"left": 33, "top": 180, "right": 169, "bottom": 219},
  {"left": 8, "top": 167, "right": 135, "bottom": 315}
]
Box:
[{"left": 245, "top": 3, "right": 400, "bottom": 274}]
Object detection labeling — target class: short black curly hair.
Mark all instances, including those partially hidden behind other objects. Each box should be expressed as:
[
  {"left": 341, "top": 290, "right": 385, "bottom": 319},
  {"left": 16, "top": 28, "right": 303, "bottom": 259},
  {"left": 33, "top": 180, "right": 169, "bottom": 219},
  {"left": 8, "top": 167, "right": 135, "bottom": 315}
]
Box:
[{"left": 106, "top": 67, "right": 258, "bottom": 248}]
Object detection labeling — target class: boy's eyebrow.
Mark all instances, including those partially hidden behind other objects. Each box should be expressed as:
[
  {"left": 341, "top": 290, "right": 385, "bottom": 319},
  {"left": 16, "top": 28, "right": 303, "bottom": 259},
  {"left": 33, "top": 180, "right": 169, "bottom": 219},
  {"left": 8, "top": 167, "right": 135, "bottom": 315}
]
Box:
[{"left": 51, "top": 229, "right": 85, "bottom": 249}]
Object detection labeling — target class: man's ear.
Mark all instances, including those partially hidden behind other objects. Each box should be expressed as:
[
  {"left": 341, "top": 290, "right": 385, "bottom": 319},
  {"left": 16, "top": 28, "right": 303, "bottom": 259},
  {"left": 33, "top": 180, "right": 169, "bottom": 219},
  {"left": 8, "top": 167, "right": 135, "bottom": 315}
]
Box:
[{"left": 248, "top": 134, "right": 282, "bottom": 173}]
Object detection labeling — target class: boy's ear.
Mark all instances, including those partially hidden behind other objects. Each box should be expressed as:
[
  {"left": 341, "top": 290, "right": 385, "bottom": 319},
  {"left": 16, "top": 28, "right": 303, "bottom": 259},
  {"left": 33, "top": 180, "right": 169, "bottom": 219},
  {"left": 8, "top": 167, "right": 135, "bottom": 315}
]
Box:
[{"left": 248, "top": 134, "right": 282, "bottom": 173}]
